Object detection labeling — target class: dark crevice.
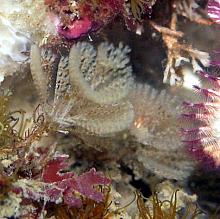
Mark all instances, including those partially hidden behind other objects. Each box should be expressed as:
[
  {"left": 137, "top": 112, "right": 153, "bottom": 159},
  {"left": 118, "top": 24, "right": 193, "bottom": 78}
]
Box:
[{"left": 120, "top": 163, "right": 151, "bottom": 199}]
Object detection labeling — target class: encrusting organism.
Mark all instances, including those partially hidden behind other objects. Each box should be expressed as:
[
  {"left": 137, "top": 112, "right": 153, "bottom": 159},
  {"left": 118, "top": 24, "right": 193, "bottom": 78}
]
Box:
[
  {"left": 0, "top": 13, "right": 29, "bottom": 83},
  {"left": 0, "top": 0, "right": 55, "bottom": 42}
]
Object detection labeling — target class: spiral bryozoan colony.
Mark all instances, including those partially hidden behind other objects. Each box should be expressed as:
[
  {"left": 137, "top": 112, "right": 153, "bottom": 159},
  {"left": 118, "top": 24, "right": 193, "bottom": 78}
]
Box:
[
  {"left": 30, "top": 42, "right": 134, "bottom": 136},
  {"left": 182, "top": 71, "right": 220, "bottom": 168}
]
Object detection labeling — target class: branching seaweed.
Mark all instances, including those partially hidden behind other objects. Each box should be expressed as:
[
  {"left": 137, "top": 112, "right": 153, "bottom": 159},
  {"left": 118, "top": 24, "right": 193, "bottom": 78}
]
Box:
[{"left": 137, "top": 190, "right": 203, "bottom": 219}]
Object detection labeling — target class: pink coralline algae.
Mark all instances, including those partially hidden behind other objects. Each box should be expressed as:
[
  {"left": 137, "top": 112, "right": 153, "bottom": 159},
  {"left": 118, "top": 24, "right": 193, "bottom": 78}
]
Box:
[
  {"left": 45, "top": 0, "right": 156, "bottom": 39},
  {"left": 42, "top": 153, "right": 111, "bottom": 207},
  {"left": 1, "top": 145, "right": 111, "bottom": 217},
  {"left": 57, "top": 17, "right": 92, "bottom": 40},
  {"left": 45, "top": 0, "right": 93, "bottom": 39},
  {"left": 181, "top": 71, "right": 220, "bottom": 168},
  {"left": 42, "top": 154, "right": 74, "bottom": 183},
  {"left": 42, "top": 154, "right": 110, "bottom": 206},
  {"left": 208, "top": 0, "right": 220, "bottom": 24}
]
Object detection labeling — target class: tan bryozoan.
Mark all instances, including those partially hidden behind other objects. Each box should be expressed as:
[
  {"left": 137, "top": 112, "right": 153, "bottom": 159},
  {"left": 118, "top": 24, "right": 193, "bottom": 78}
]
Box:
[
  {"left": 31, "top": 41, "right": 195, "bottom": 181},
  {"left": 127, "top": 83, "right": 195, "bottom": 180},
  {"left": 30, "top": 42, "right": 134, "bottom": 136},
  {"left": 129, "top": 83, "right": 182, "bottom": 149}
]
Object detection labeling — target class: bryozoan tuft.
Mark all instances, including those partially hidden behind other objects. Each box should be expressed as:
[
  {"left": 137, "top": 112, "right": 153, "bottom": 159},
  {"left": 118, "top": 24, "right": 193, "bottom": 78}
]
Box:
[{"left": 30, "top": 42, "right": 134, "bottom": 136}]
